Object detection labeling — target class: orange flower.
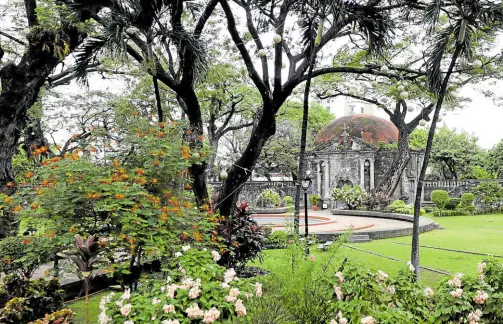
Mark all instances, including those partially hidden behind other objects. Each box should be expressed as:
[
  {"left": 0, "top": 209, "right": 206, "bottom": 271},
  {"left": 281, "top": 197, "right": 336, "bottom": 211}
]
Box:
[
  {"left": 198, "top": 135, "right": 204, "bottom": 141},
  {"left": 184, "top": 184, "right": 192, "bottom": 190},
  {"left": 156, "top": 132, "right": 165, "bottom": 138},
  {"left": 4, "top": 196, "right": 13, "bottom": 204},
  {"left": 180, "top": 146, "right": 191, "bottom": 160},
  {"left": 135, "top": 168, "right": 145, "bottom": 175},
  {"left": 11, "top": 205, "right": 22, "bottom": 212},
  {"left": 2, "top": 257, "right": 12, "bottom": 264},
  {"left": 22, "top": 238, "right": 31, "bottom": 245},
  {"left": 24, "top": 171, "right": 35, "bottom": 179},
  {"left": 151, "top": 178, "right": 159, "bottom": 184},
  {"left": 31, "top": 202, "right": 39, "bottom": 210},
  {"left": 115, "top": 193, "right": 126, "bottom": 200},
  {"left": 152, "top": 159, "right": 161, "bottom": 167},
  {"left": 6, "top": 182, "right": 15, "bottom": 188},
  {"left": 193, "top": 232, "right": 202, "bottom": 242},
  {"left": 39, "top": 146, "right": 48, "bottom": 153}
]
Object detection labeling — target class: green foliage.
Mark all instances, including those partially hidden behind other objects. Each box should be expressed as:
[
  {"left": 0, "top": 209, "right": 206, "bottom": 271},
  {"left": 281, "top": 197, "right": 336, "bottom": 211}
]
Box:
[
  {"left": 256, "top": 189, "right": 280, "bottom": 208},
  {"left": 0, "top": 236, "right": 54, "bottom": 279},
  {"left": 309, "top": 194, "right": 321, "bottom": 206},
  {"left": 378, "top": 141, "right": 398, "bottom": 149},
  {"left": 332, "top": 185, "right": 365, "bottom": 210},
  {"left": 445, "top": 198, "right": 461, "bottom": 210},
  {"left": 461, "top": 193, "right": 475, "bottom": 208},
  {"left": 0, "top": 274, "right": 64, "bottom": 324},
  {"left": 471, "top": 182, "right": 503, "bottom": 212},
  {"left": 431, "top": 190, "right": 449, "bottom": 215},
  {"left": 281, "top": 196, "right": 294, "bottom": 207},
  {"left": 28, "top": 309, "right": 75, "bottom": 324},
  {"left": 393, "top": 206, "right": 426, "bottom": 215},
  {"left": 387, "top": 200, "right": 406, "bottom": 211},
  {"left": 264, "top": 230, "right": 288, "bottom": 248},
  {"left": 487, "top": 139, "right": 503, "bottom": 178},
  {"left": 100, "top": 248, "right": 259, "bottom": 323}
]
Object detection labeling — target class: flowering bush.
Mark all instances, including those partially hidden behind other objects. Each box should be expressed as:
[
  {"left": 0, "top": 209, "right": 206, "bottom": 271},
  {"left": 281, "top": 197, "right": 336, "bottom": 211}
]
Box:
[
  {"left": 99, "top": 248, "right": 261, "bottom": 323},
  {"left": 256, "top": 189, "right": 280, "bottom": 208},
  {"left": 325, "top": 259, "right": 503, "bottom": 324},
  {"left": 332, "top": 185, "right": 365, "bottom": 210}
]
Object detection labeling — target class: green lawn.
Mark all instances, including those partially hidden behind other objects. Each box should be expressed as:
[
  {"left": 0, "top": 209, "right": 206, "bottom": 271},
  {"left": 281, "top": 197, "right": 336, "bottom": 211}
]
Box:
[
  {"left": 259, "top": 214, "right": 503, "bottom": 286},
  {"left": 67, "top": 290, "right": 110, "bottom": 324}
]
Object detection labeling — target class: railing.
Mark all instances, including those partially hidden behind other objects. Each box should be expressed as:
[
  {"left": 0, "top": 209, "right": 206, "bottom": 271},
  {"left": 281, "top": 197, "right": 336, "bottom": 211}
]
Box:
[{"left": 424, "top": 179, "right": 503, "bottom": 188}]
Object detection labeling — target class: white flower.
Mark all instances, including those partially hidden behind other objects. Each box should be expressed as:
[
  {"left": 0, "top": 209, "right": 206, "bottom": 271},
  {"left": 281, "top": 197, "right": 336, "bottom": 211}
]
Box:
[
  {"left": 203, "top": 248, "right": 208, "bottom": 251},
  {"left": 335, "top": 271, "right": 344, "bottom": 283},
  {"left": 407, "top": 261, "right": 415, "bottom": 272},
  {"left": 224, "top": 268, "right": 237, "bottom": 283},
  {"left": 468, "top": 309, "right": 483, "bottom": 324},
  {"left": 124, "top": 321, "right": 134, "bottom": 324},
  {"left": 175, "top": 251, "right": 183, "bottom": 258},
  {"left": 163, "top": 304, "right": 176, "bottom": 313},
  {"left": 188, "top": 286, "right": 201, "bottom": 299},
  {"left": 448, "top": 273, "right": 463, "bottom": 288},
  {"left": 166, "top": 276, "right": 172, "bottom": 283},
  {"left": 479, "top": 274, "right": 485, "bottom": 281},
  {"left": 167, "top": 284, "right": 178, "bottom": 299},
  {"left": 221, "top": 282, "right": 230, "bottom": 289},
  {"left": 99, "top": 311, "right": 110, "bottom": 324},
  {"left": 186, "top": 303, "right": 204, "bottom": 319},
  {"left": 334, "top": 286, "right": 343, "bottom": 300},
  {"left": 361, "top": 316, "right": 376, "bottom": 324},
  {"left": 121, "top": 304, "right": 132, "bottom": 317},
  {"left": 121, "top": 288, "right": 131, "bottom": 300},
  {"left": 338, "top": 311, "right": 348, "bottom": 324},
  {"left": 387, "top": 285, "right": 396, "bottom": 295},
  {"left": 235, "top": 299, "right": 247, "bottom": 317},
  {"left": 211, "top": 250, "right": 221, "bottom": 262},
  {"left": 255, "top": 282, "right": 263, "bottom": 297},
  {"left": 424, "top": 287, "right": 434, "bottom": 298},
  {"left": 115, "top": 299, "right": 123, "bottom": 307},
  {"left": 377, "top": 270, "right": 388, "bottom": 283},
  {"left": 474, "top": 290, "right": 489, "bottom": 304},
  {"left": 182, "top": 245, "right": 191, "bottom": 252},
  {"left": 180, "top": 277, "right": 195, "bottom": 290},
  {"left": 330, "top": 320, "right": 338, "bottom": 324},
  {"left": 161, "top": 321, "right": 180, "bottom": 324},
  {"left": 477, "top": 262, "right": 487, "bottom": 273},
  {"left": 152, "top": 297, "right": 161, "bottom": 305},
  {"left": 203, "top": 307, "right": 221, "bottom": 323},
  {"left": 160, "top": 286, "right": 166, "bottom": 293},
  {"left": 450, "top": 288, "right": 463, "bottom": 298}
]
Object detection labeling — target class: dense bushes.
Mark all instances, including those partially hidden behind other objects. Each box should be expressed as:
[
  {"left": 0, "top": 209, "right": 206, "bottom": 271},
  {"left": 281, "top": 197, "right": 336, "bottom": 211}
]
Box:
[
  {"left": 0, "top": 274, "right": 64, "bottom": 324},
  {"left": 264, "top": 230, "right": 288, "bottom": 248},
  {"left": 281, "top": 196, "right": 294, "bottom": 207},
  {"left": 256, "top": 189, "right": 281, "bottom": 208},
  {"left": 471, "top": 182, "right": 503, "bottom": 212},
  {"left": 431, "top": 190, "right": 449, "bottom": 214},
  {"left": 332, "top": 185, "right": 365, "bottom": 210},
  {"left": 0, "top": 236, "right": 55, "bottom": 278},
  {"left": 431, "top": 190, "right": 476, "bottom": 216},
  {"left": 386, "top": 200, "right": 425, "bottom": 215}
]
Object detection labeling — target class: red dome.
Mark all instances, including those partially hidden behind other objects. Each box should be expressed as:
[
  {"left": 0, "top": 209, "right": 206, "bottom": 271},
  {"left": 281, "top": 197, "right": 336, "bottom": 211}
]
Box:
[{"left": 315, "top": 114, "right": 398, "bottom": 147}]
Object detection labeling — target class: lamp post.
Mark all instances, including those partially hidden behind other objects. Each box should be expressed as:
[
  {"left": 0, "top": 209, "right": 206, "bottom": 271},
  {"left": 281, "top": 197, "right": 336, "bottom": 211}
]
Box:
[{"left": 301, "top": 170, "right": 313, "bottom": 255}]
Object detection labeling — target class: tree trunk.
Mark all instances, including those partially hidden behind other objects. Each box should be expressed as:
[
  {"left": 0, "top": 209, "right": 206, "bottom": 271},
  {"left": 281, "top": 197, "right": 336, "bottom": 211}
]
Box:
[
  {"left": 293, "top": 57, "right": 316, "bottom": 233},
  {"left": 373, "top": 126, "right": 411, "bottom": 199},
  {"left": 411, "top": 44, "right": 463, "bottom": 279},
  {"left": 217, "top": 104, "right": 276, "bottom": 216},
  {"left": 178, "top": 90, "right": 209, "bottom": 206}
]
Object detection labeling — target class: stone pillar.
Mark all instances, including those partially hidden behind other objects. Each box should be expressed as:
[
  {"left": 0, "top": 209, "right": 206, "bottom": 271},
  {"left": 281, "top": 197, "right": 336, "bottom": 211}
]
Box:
[
  {"left": 370, "top": 159, "right": 375, "bottom": 189},
  {"left": 324, "top": 160, "right": 330, "bottom": 198},
  {"left": 316, "top": 162, "right": 321, "bottom": 195},
  {"left": 360, "top": 160, "right": 365, "bottom": 187}
]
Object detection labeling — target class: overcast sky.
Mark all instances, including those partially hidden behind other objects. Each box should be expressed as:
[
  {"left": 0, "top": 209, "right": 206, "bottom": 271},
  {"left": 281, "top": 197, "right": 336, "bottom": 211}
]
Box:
[{"left": 1, "top": 0, "right": 502, "bottom": 149}]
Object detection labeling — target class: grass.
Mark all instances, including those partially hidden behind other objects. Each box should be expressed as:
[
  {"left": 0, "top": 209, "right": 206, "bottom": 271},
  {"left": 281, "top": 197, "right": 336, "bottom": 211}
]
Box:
[
  {"left": 67, "top": 290, "right": 110, "bottom": 324},
  {"left": 258, "top": 214, "right": 503, "bottom": 286}
]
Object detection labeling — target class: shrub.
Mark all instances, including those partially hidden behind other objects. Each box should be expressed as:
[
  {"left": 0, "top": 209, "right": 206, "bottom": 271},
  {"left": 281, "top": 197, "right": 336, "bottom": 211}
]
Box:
[
  {"left": 393, "top": 206, "right": 426, "bottom": 215},
  {"left": 256, "top": 189, "right": 281, "bottom": 208},
  {"left": 361, "top": 192, "right": 392, "bottom": 211},
  {"left": 281, "top": 196, "right": 294, "bottom": 207},
  {"left": 431, "top": 190, "right": 449, "bottom": 216},
  {"left": 460, "top": 193, "right": 475, "bottom": 207},
  {"left": 332, "top": 185, "right": 365, "bottom": 210},
  {"left": 217, "top": 203, "right": 265, "bottom": 269},
  {"left": 387, "top": 200, "right": 406, "bottom": 212},
  {"left": 472, "top": 182, "right": 503, "bottom": 212},
  {"left": 28, "top": 309, "right": 74, "bottom": 324},
  {"left": 264, "top": 230, "right": 288, "bottom": 247},
  {"left": 433, "top": 209, "right": 471, "bottom": 217},
  {"left": 0, "top": 274, "right": 64, "bottom": 324},
  {"left": 100, "top": 248, "right": 261, "bottom": 323},
  {"left": 309, "top": 194, "right": 321, "bottom": 206},
  {"left": 445, "top": 198, "right": 461, "bottom": 210},
  {"left": 0, "top": 236, "right": 54, "bottom": 279}
]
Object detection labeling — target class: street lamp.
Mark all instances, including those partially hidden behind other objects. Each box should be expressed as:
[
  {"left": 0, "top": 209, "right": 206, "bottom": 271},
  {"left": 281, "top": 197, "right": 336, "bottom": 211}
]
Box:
[{"left": 301, "top": 170, "right": 313, "bottom": 255}]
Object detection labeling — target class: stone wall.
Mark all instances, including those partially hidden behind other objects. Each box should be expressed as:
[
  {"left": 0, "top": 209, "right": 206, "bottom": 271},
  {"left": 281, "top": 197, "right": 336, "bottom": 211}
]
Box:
[
  {"left": 423, "top": 179, "right": 503, "bottom": 200},
  {"left": 210, "top": 181, "right": 299, "bottom": 206}
]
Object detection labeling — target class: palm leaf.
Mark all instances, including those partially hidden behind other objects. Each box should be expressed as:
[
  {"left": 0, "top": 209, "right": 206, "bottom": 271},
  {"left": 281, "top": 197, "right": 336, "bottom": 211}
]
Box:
[
  {"left": 73, "top": 38, "right": 106, "bottom": 85},
  {"left": 425, "top": 25, "right": 454, "bottom": 93}
]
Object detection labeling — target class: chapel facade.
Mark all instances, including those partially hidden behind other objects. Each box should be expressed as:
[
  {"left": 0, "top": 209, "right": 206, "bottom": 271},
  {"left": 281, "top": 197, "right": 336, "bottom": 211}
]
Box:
[{"left": 307, "top": 114, "right": 424, "bottom": 209}]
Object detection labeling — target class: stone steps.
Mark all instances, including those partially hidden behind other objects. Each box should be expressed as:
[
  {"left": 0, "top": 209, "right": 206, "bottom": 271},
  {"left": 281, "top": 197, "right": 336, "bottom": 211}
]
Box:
[{"left": 348, "top": 234, "right": 372, "bottom": 243}]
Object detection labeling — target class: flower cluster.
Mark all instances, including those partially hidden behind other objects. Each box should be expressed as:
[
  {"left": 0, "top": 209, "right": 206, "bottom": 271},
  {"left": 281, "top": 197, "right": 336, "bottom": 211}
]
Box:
[
  {"left": 467, "top": 309, "right": 483, "bottom": 324},
  {"left": 330, "top": 311, "right": 348, "bottom": 324}
]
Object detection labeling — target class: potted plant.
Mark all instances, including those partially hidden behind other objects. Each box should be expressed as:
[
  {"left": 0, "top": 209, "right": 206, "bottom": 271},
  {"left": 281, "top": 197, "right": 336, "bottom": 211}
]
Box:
[{"left": 309, "top": 194, "right": 321, "bottom": 211}]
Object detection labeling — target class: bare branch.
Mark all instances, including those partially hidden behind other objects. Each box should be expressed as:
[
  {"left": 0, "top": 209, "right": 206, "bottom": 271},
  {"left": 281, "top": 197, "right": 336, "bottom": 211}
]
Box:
[{"left": 0, "top": 31, "right": 27, "bottom": 46}]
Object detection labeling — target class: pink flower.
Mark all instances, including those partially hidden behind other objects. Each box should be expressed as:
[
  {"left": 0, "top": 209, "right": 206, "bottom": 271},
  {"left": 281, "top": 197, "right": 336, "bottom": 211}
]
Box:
[
  {"left": 376, "top": 270, "right": 388, "bottom": 283},
  {"left": 255, "top": 282, "right": 263, "bottom": 297},
  {"left": 186, "top": 303, "right": 204, "bottom": 319},
  {"left": 387, "top": 285, "right": 396, "bottom": 295},
  {"left": 203, "top": 307, "right": 221, "bottom": 323},
  {"left": 235, "top": 299, "right": 247, "bottom": 317},
  {"left": 225, "top": 288, "right": 240, "bottom": 302},
  {"left": 224, "top": 268, "right": 237, "bottom": 283},
  {"left": 120, "top": 304, "right": 132, "bottom": 317},
  {"left": 310, "top": 255, "right": 316, "bottom": 261},
  {"left": 330, "top": 320, "right": 337, "bottom": 324},
  {"left": 424, "top": 287, "right": 434, "bottom": 298},
  {"left": 152, "top": 297, "right": 161, "bottom": 305},
  {"left": 335, "top": 271, "right": 344, "bottom": 283},
  {"left": 124, "top": 321, "right": 134, "bottom": 324},
  {"left": 450, "top": 288, "right": 463, "bottom": 298},
  {"left": 477, "top": 262, "right": 486, "bottom": 273},
  {"left": 468, "top": 309, "right": 483, "bottom": 324},
  {"left": 221, "top": 282, "right": 230, "bottom": 289},
  {"left": 334, "top": 286, "right": 343, "bottom": 300},
  {"left": 338, "top": 311, "right": 348, "bottom": 324},
  {"left": 161, "top": 320, "right": 180, "bottom": 324},
  {"left": 188, "top": 286, "right": 201, "bottom": 299},
  {"left": 361, "top": 316, "right": 376, "bottom": 324},
  {"left": 166, "top": 284, "right": 178, "bottom": 299},
  {"left": 163, "top": 304, "right": 175, "bottom": 313},
  {"left": 474, "top": 290, "right": 488, "bottom": 304},
  {"left": 121, "top": 288, "right": 131, "bottom": 300},
  {"left": 479, "top": 274, "right": 485, "bottom": 281}
]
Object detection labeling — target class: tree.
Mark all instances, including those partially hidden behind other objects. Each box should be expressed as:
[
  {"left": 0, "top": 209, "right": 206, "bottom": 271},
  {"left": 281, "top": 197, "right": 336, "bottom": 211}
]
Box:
[
  {"left": 0, "top": 0, "right": 96, "bottom": 187},
  {"left": 487, "top": 139, "right": 503, "bottom": 178},
  {"left": 411, "top": 0, "right": 503, "bottom": 279}
]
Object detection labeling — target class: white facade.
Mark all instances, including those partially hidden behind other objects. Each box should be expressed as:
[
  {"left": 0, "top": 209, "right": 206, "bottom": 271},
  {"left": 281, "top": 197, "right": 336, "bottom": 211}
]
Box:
[{"left": 314, "top": 96, "right": 379, "bottom": 118}]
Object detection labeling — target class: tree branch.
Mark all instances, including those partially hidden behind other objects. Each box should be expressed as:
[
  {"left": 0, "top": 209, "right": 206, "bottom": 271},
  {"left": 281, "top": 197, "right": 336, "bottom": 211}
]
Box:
[
  {"left": 194, "top": 0, "right": 219, "bottom": 38},
  {"left": 24, "top": 0, "right": 38, "bottom": 27},
  {"left": 220, "top": 121, "right": 254, "bottom": 137},
  {"left": 243, "top": 3, "right": 269, "bottom": 87},
  {"left": 0, "top": 31, "right": 27, "bottom": 46}
]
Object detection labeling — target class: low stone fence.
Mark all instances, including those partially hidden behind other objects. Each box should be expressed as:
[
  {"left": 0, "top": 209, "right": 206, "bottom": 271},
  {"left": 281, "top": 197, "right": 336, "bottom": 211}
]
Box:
[{"left": 423, "top": 179, "right": 503, "bottom": 200}]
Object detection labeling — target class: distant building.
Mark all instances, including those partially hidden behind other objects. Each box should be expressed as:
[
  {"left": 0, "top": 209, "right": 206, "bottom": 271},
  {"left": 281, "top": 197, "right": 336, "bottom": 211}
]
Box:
[{"left": 314, "top": 96, "right": 377, "bottom": 117}]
